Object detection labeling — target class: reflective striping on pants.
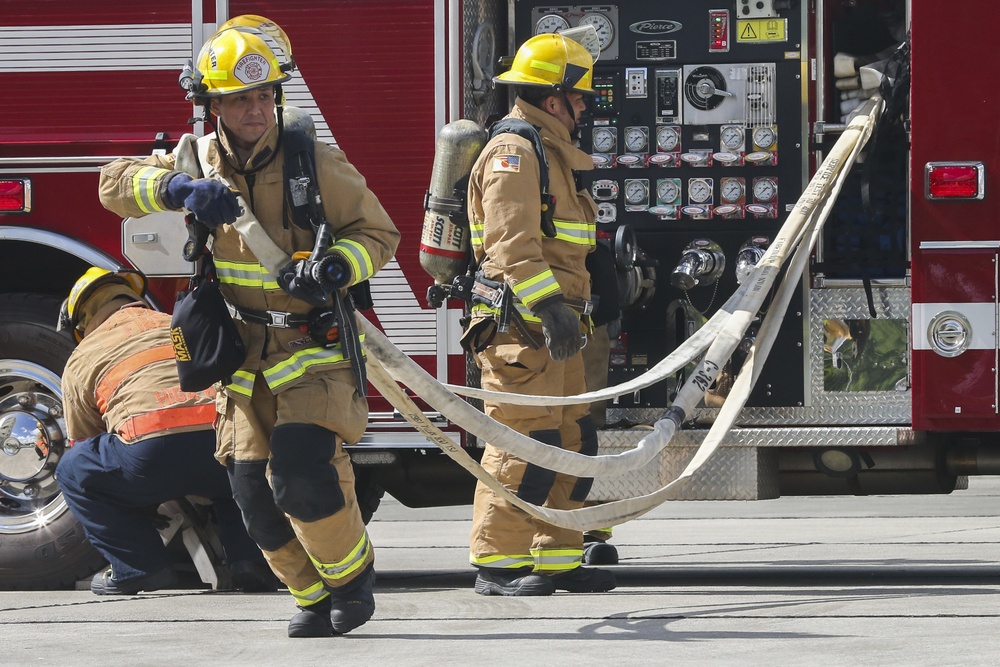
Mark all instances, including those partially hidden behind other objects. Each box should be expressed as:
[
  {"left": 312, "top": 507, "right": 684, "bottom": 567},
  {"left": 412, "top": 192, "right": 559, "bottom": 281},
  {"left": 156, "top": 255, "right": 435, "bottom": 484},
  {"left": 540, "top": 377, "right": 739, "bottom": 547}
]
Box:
[
  {"left": 117, "top": 404, "right": 216, "bottom": 441},
  {"left": 130, "top": 166, "right": 172, "bottom": 214},
  {"left": 309, "top": 531, "right": 371, "bottom": 581},
  {"left": 262, "top": 338, "right": 363, "bottom": 391},
  {"left": 531, "top": 547, "right": 584, "bottom": 572},
  {"left": 215, "top": 259, "right": 281, "bottom": 290},
  {"left": 287, "top": 579, "right": 330, "bottom": 607},
  {"left": 331, "top": 238, "right": 375, "bottom": 283},
  {"left": 95, "top": 344, "right": 176, "bottom": 413},
  {"left": 469, "top": 553, "right": 534, "bottom": 569}
]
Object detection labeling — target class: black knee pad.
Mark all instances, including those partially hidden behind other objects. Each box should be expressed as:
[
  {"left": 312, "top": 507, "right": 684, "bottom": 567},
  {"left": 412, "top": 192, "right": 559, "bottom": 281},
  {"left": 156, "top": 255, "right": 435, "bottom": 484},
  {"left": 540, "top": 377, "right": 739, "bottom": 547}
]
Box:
[
  {"left": 270, "top": 424, "right": 345, "bottom": 522},
  {"left": 570, "top": 415, "right": 598, "bottom": 502},
  {"left": 228, "top": 461, "right": 296, "bottom": 552},
  {"left": 517, "top": 429, "right": 561, "bottom": 506}
]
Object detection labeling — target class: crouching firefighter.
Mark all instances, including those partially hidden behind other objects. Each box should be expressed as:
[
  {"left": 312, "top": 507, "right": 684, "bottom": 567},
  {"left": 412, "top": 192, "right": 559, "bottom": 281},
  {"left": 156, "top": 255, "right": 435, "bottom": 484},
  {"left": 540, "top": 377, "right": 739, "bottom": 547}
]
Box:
[
  {"left": 461, "top": 32, "right": 615, "bottom": 596},
  {"left": 98, "top": 17, "right": 399, "bottom": 637}
]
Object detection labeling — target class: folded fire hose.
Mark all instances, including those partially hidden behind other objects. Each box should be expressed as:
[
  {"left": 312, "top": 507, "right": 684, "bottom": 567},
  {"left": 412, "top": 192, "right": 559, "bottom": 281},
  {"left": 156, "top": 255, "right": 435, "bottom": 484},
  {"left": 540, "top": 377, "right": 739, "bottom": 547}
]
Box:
[{"left": 181, "top": 97, "right": 883, "bottom": 531}]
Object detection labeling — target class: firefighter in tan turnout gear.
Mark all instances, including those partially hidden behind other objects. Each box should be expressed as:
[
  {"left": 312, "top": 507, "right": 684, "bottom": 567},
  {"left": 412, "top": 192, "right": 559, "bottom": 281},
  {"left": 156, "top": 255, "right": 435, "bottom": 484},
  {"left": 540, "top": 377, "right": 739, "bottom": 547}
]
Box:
[
  {"left": 55, "top": 268, "right": 274, "bottom": 596},
  {"left": 99, "top": 18, "right": 399, "bottom": 636},
  {"left": 462, "top": 33, "right": 616, "bottom": 596}
]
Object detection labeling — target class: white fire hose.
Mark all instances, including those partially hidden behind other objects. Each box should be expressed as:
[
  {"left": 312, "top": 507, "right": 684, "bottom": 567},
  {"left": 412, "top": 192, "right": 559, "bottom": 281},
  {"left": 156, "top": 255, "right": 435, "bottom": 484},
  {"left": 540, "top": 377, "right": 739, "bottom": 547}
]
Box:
[{"left": 363, "top": 96, "right": 884, "bottom": 530}]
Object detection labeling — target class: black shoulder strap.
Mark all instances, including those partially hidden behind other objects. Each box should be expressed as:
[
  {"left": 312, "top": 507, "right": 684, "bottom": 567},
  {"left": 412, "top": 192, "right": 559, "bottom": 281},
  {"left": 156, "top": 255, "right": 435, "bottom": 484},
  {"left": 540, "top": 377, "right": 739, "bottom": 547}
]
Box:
[
  {"left": 488, "top": 118, "right": 549, "bottom": 196},
  {"left": 282, "top": 127, "right": 318, "bottom": 231}
]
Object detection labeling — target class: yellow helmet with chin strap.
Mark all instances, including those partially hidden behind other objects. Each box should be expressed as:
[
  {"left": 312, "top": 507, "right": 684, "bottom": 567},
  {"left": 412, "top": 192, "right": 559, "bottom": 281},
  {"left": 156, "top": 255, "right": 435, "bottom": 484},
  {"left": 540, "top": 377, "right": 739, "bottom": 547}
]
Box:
[
  {"left": 494, "top": 32, "right": 595, "bottom": 94},
  {"left": 58, "top": 268, "right": 148, "bottom": 343},
  {"left": 193, "top": 26, "right": 292, "bottom": 99}
]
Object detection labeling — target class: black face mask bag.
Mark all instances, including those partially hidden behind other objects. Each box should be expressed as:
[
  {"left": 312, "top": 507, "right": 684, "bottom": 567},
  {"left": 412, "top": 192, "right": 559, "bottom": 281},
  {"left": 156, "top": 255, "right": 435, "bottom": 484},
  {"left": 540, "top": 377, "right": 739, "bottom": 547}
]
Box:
[{"left": 170, "top": 271, "right": 246, "bottom": 392}]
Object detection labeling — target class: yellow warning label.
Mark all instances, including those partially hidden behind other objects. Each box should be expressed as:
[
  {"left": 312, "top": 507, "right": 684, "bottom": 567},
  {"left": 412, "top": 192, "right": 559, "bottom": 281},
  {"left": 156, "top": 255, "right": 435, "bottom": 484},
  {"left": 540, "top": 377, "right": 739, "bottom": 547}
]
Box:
[{"left": 737, "top": 19, "right": 787, "bottom": 43}]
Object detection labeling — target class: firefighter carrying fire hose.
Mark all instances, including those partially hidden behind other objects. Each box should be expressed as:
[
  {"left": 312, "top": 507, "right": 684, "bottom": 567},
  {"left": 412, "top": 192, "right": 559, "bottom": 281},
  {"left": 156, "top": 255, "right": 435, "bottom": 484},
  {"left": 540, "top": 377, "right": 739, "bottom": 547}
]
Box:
[
  {"left": 98, "top": 17, "right": 399, "bottom": 637},
  {"left": 460, "top": 32, "right": 615, "bottom": 596},
  {"left": 55, "top": 268, "right": 276, "bottom": 595}
]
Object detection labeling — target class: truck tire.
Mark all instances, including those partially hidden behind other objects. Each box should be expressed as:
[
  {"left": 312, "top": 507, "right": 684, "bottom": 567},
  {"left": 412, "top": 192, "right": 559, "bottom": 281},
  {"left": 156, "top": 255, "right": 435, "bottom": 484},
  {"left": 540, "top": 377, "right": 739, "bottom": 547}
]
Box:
[{"left": 0, "top": 293, "right": 107, "bottom": 590}]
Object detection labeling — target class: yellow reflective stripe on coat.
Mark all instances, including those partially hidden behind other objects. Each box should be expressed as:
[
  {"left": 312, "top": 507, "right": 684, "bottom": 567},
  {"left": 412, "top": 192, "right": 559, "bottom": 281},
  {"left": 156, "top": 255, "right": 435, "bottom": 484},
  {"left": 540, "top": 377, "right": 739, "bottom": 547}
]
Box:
[
  {"left": 214, "top": 259, "right": 281, "bottom": 290},
  {"left": 261, "top": 338, "right": 364, "bottom": 391},
  {"left": 287, "top": 579, "right": 330, "bottom": 607},
  {"left": 512, "top": 269, "right": 559, "bottom": 309},
  {"left": 469, "top": 553, "right": 534, "bottom": 569},
  {"left": 226, "top": 370, "right": 255, "bottom": 398},
  {"left": 469, "top": 220, "right": 485, "bottom": 248},
  {"left": 310, "top": 531, "right": 371, "bottom": 581},
  {"left": 131, "top": 166, "right": 171, "bottom": 214},
  {"left": 551, "top": 218, "right": 595, "bottom": 246},
  {"left": 331, "top": 238, "right": 375, "bottom": 283},
  {"left": 531, "top": 547, "right": 584, "bottom": 572}
]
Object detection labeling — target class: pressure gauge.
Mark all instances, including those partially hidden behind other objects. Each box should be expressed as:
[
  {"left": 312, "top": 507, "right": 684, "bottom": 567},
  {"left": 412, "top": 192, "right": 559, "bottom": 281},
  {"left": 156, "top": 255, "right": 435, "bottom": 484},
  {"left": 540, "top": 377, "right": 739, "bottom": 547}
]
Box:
[
  {"left": 688, "top": 178, "right": 712, "bottom": 204},
  {"left": 752, "top": 125, "right": 776, "bottom": 149},
  {"left": 753, "top": 177, "right": 777, "bottom": 202},
  {"left": 720, "top": 125, "right": 744, "bottom": 151},
  {"left": 656, "top": 125, "right": 679, "bottom": 152},
  {"left": 656, "top": 179, "right": 679, "bottom": 204},
  {"left": 592, "top": 127, "right": 616, "bottom": 153},
  {"left": 624, "top": 179, "right": 649, "bottom": 205},
  {"left": 624, "top": 126, "right": 648, "bottom": 153},
  {"left": 535, "top": 14, "right": 570, "bottom": 35},
  {"left": 579, "top": 13, "right": 614, "bottom": 51},
  {"left": 720, "top": 177, "right": 745, "bottom": 203}
]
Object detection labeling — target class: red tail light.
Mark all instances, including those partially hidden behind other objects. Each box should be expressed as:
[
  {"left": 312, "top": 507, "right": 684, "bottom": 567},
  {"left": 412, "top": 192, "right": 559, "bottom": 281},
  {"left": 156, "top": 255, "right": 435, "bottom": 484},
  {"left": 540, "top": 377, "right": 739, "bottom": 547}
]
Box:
[
  {"left": 925, "top": 162, "right": 985, "bottom": 200},
  {"left": 0, "top": 179, "right": 31, "bottom": 213}
]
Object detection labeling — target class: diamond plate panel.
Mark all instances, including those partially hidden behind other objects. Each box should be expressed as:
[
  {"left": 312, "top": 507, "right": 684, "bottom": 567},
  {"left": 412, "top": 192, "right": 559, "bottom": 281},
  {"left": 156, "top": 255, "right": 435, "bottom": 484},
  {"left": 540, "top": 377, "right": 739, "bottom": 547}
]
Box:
[{"left": 463, "top": 0, "right": 507, "bottom": 125}]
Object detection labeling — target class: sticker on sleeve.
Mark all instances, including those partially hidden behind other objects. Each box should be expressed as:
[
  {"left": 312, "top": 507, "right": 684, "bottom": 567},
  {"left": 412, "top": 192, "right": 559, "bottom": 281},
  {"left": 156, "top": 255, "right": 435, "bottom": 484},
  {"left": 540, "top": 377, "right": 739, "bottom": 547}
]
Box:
[{"left": 492, "top": 155, "right": 520, "bottom": 173}]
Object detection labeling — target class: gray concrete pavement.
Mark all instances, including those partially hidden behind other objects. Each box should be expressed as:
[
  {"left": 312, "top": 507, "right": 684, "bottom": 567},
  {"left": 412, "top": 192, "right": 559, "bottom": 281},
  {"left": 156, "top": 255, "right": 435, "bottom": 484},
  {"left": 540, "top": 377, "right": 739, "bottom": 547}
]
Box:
[{"left": 4, "top": 478, "right": 998, "bottom": 666}]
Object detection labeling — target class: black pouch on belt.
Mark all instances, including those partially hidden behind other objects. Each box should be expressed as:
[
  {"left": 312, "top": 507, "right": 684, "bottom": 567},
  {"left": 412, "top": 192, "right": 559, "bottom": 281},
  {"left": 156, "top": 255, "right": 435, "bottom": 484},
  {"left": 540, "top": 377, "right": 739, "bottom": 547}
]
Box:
[{"left": 170, "top": 265, "right": 247, "bottom": 392}]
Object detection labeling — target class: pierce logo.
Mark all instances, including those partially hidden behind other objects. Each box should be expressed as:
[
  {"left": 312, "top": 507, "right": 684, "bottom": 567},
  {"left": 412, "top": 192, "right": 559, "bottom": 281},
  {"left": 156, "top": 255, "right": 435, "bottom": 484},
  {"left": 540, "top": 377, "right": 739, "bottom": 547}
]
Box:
[
  {"left": 234, "top": 53, "right": 270, "bottom": 84},
  {"left": 629, "top": 20, "right": 683, "bottom": 35}
]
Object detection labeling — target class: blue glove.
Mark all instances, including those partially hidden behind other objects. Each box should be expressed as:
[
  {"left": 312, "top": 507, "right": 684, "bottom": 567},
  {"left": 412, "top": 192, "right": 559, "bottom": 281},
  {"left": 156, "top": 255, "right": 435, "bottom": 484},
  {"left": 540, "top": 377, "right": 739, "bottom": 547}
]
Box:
[{"left": 166, "top": 174, "right": 240, "bottom": 228}]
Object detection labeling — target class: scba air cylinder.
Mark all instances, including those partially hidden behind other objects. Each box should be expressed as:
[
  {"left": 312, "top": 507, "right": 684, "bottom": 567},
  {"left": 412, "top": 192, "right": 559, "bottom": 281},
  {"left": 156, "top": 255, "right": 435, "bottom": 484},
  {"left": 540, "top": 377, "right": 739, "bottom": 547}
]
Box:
[{"left": 419, "top": 119, "right": 488, "bottom": 284}]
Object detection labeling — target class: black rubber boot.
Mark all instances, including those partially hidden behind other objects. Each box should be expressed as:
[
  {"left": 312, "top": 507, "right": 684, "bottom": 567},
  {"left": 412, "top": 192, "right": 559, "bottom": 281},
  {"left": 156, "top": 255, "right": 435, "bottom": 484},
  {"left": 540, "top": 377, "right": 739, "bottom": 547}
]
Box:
[
  {"left": 328, "top": 564, "right": 376, "bottom": 634},
  {"left": 288, "top": 596, "right": 334, "bottom": 638},
  {"left": 474, "top": 567, "right": 556, "bottom": 597},
  {"left": 550, "top": 566, "right": 616, "bottom": 593},
  {"left": 583, "top": 538, "right": 619, "bottom": 566}
]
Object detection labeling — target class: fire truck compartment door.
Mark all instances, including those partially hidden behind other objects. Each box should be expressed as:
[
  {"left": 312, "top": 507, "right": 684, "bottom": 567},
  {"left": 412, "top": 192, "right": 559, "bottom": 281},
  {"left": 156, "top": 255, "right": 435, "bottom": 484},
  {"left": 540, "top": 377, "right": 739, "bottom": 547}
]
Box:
[
  {"left": 912, "top": 247, "right": 998, "bottom": 422},
  {"left": 122, "top": 212, "right": 196, "bottom": 278}
]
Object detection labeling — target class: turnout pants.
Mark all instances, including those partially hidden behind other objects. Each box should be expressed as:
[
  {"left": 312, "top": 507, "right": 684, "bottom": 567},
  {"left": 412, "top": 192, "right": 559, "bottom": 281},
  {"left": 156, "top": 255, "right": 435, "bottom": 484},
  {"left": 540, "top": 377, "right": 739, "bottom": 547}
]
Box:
[
  {"left": 56, "top": 430, "right": 264, "bottom": 582},
  {"left": 469, "top": 328, "right": 596, "bottom": 574},
  {"left": 215, "top": 370, "right": 374, "bottom": 609}
]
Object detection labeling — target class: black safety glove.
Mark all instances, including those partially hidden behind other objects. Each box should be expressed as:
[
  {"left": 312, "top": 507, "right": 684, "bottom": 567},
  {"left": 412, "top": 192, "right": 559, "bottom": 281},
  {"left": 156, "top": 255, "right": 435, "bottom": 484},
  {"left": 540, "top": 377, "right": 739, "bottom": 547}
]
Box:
[
  {"left": 276, "top": 259, "right": 330, "bottom": 307},
  {"left": 536, "top": 300, "right": 583, "bottom": 361},
  {"left": 165, "top": 173, "right": 240, "bottom": 228}
]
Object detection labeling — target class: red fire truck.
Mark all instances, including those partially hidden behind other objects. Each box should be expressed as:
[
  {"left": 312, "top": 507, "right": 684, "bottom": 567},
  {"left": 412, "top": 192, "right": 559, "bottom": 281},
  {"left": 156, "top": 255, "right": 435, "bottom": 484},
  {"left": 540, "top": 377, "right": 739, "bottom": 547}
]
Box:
[{"left": 1, "top": 0, "right": 996, "bottom": 590}]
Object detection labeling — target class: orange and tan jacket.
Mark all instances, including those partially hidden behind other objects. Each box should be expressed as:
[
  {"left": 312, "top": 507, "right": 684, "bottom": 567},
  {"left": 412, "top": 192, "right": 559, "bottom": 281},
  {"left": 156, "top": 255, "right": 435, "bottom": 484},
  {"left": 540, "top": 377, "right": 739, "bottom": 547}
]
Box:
[
  {"left": 467, "top": 98, "right": 598, "bottom": 326},
  {"left": 62, "top": 306, "right": 216, "bottom": 444},
  {"left": 99, "top": 123, "right": 400, "bottom": 399}
]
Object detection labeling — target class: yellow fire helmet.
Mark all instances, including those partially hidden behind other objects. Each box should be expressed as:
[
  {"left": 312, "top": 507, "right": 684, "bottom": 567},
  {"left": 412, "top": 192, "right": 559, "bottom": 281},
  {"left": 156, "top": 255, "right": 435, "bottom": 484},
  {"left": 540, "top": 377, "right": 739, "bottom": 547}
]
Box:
[
  {"left": 494, "top": 32, "right": 595, "bottom": 94},
  {"left": 58, "top": 267, "right": 148, "bottom": 343},
  {"left": 217, "top": 14, "right": 296, "bottom": 74},
  {"left": 194, "top": 26, "right": 292, "bottom": 98}
]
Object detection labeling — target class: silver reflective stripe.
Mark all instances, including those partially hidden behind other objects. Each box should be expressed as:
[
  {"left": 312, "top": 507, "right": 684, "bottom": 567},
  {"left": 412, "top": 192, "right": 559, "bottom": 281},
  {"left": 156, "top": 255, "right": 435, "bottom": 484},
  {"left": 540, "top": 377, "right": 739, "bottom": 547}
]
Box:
[
  {"left": 287, "top": 580, "right": 329, "bottom": 606},
  {"left": 551, "top": 218, "right": 594, "bottom": 245},
  {"left": 262, "top": 341, "right": 359, "bottom": 390},
  {"left": 469, "top": 554, "right": 534, "bottom": 569},
  {"left": 311, "top": 531, "right": 371, "bottom": 581},
  {"left": 332, "top": 238, "right": 375, "bottom": 282},
  {"left": 512, "top": 269, "right": 559, "bottom": 306},
  {"left": 531, "top": 547, "right": 583, "bottom": 572},
  {"left": 215, "top": 260, "right": 281, "bottom": 290}
]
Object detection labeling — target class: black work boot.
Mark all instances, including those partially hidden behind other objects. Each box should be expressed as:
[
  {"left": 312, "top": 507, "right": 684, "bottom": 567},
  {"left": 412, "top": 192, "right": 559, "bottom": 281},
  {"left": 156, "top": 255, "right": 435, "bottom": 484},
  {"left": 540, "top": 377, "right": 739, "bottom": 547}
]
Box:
[
  {"left": 583, "top": 538, "right": 619, "bottom": 566},
  {"left": 288, "top": 596, "right": 334, "bottom": 638},
  {"left": 328, "top": 564, "right": 376, "bottom": 634},
  {"left": 474, "top": 567, "right": 556, "bottom": 597},
  {"left": 550, "top": 566, "right": 616, "bottom": 593},
  {"left": 90, "top": 566, "right": 178, "bottom": 596}
]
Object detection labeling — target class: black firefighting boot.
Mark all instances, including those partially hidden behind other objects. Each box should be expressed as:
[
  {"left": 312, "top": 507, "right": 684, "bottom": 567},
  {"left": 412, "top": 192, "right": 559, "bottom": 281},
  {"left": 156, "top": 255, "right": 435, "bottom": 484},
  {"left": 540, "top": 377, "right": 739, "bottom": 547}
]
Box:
[
  {"left": 550, "top": 566, "right": 617, "bottom": 593},
  {"left": 583, "top": 536, "right": 619, "bottom": 566},
  {"left": 288, "top": 596, "right": 334, "bottom": 638},
  {"left": 328, "top": 564, "right": 376, "bottom": 634},
  {"left": 474, "top": 567, "right": 556, "bottom": 596}
]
